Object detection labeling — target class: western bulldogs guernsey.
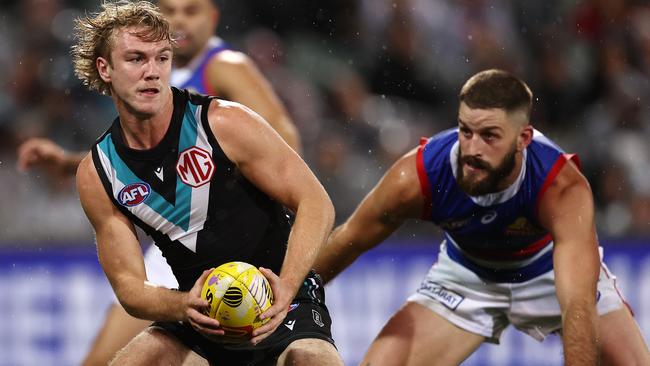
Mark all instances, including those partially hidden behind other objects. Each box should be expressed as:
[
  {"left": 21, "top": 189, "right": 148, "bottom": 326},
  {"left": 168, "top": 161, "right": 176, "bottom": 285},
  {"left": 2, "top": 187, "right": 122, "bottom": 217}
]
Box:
[
  {"left": 91, "top": 87, "right": 291, "bottom": 291},
  {"left": 170, "top": 36, "right": 229, "bottom": 95},
  {"left": 417, "top": 128, "right": 579, "bottom": 283}
]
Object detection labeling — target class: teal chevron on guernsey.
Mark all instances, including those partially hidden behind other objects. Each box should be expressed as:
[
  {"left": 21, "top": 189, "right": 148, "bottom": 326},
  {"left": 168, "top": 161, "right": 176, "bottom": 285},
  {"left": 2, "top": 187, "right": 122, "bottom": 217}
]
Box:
[
  {"left": 97, "top": 135, "right": 192, "bottom": 231},
  {"left": 93, "top": 100, "right": 214, "bottom": 253},
  {"left": 180, "top": 102, "right": 200, "bottom": 151}
]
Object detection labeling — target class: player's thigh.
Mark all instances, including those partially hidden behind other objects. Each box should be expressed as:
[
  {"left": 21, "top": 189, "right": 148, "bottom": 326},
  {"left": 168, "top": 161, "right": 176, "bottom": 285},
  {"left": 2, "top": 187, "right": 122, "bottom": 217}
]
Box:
[
  {"left": 110, "top": 326, "right": 193, "bottom": 366},
  {"left": 276, "top": 338, "right": 343, "bottom": 366},
  {"left": 362, "top": 302, "right": 484, "bottom": 366},
  {"left": 181, "top": 350, "right": 209, "bottom": 366},
  {"left": 599, "top": 307, "right": 650, "bottom": 366},
  {"left": 81, "top": 303, "right": 152, "bottom": 366}
]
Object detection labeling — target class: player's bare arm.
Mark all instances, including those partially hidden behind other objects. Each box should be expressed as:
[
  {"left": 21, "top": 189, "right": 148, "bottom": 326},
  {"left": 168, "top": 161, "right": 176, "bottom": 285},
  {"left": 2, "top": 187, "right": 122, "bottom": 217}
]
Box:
[
  {"left": 206, "top": 100, "right": 332, "bottom": 342},
  {"left": 17, "top": 137, "right": 85, "bottom": 175},
  {"left": 314, "top": 148, "right": 424, "bottom": 284},
  {"left": 76, "top": 155, "right": 223, "bottom": 338},
  {"left": 538, "top": 160, "right": 600, "bottom": 365},
  {"left": 206, "top": 50, "right": 302, "bottom": 153}
]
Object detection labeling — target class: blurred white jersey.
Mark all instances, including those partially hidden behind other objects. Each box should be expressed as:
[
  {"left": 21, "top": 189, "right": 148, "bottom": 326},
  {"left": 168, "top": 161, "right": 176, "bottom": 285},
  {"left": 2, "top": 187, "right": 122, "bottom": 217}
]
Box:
[
  {"left": 111, "top": 228, "right": 178, "bottom": 303},
  {"left": 140, "top": 236, "right": 179, "bottom": 289}
]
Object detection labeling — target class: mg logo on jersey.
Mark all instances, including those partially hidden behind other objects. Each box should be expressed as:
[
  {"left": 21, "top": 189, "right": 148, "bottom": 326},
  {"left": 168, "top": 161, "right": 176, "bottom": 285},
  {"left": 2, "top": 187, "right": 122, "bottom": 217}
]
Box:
[
  {"left": 176, "top": 146, "right": 214, "bottom": 187},
  {"left": 118, "top": 183, "right": 151, "bottom": 207}
]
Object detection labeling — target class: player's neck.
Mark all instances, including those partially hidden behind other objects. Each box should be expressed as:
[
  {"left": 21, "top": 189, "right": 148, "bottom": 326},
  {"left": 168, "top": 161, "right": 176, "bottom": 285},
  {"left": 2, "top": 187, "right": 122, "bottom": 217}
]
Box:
[{"left": 115, "top": 91, "right": 174, "bottom": 150}]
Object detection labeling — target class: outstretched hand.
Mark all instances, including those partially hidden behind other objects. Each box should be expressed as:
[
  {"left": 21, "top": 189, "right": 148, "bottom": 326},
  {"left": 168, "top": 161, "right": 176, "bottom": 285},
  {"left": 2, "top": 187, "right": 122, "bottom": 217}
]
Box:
[
  {"left": 250, "top": 267, "right": 294, "bottom": 345},
  {"left": 184, "top": 268, "right": 225, "bottom": 339},
  {"left": 16, "top": 137, "right": 72, "bottom": 176}
]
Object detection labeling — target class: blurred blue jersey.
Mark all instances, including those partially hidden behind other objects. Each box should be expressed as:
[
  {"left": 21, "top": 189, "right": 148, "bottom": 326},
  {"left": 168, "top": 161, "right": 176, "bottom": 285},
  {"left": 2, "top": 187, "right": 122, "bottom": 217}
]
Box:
[
  {"left": 170, "top": 37, "right": 229, "bottom": 95},
  {"left": 417, "top": 128, "right": 580, "bottom": 282}
]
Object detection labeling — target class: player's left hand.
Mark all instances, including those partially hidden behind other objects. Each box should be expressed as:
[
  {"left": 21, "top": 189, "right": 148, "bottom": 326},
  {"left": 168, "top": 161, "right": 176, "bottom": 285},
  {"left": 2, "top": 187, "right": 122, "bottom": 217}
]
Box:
[{"left": 250, "top": 267, "right": 293, "bottom": 345}]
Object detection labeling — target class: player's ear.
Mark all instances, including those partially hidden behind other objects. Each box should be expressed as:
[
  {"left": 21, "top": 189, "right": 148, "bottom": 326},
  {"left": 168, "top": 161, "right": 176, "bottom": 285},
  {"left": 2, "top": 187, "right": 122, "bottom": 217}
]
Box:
[
  {"left": 211, "top": 5, "right": 220, "bottom": 29},
  {"left": 97, "top": 57, "right": 112, "bottom": 83},
  {"left": 517, "top": 125, "right": 533, "bottom": 152}
]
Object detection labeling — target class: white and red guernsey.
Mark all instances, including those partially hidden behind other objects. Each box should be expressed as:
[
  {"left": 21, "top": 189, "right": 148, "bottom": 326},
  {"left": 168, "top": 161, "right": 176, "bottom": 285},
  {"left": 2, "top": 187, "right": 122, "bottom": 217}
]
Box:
[{"left": 417, "top": 128, "right": 580, "bottom": 283}]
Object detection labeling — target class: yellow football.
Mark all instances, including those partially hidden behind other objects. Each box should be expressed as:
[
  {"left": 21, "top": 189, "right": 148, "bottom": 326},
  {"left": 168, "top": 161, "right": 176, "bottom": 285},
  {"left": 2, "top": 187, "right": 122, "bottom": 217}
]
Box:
[{"left": 200, "top": 262, "right": 273, "bottom": 342}]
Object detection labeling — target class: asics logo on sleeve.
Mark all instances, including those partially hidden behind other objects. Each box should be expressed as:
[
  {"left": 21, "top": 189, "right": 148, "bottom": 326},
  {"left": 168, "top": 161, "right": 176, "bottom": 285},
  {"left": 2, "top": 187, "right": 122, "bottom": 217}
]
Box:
[{"left": 480, "top": 211, "right": 498, "bottom": 224}]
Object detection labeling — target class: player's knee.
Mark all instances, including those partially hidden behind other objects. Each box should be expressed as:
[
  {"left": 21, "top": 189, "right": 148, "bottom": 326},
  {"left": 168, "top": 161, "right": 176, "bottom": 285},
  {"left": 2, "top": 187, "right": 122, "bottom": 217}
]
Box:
[
  {"left": 280, "top": 347, "right": 327, "bottom": 366},
  {"left": 279, "top": 339, "right": 342, "bottom": 366}
]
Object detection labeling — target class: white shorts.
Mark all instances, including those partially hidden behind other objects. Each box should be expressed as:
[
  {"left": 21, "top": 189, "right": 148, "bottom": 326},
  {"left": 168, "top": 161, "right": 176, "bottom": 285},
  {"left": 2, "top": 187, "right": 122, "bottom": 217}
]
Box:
[
  {"left": 110, "top": 230, "right": 178, "bottom": 303},
  {"left": 407, "top": 241, "right": 626, "bottom": 343}
]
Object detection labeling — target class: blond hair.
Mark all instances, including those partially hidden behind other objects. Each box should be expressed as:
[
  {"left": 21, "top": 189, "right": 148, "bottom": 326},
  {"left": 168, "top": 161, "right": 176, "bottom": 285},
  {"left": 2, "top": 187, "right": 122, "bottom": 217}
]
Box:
[{"left": 71, "top": 0, "right": 173, "bottom": 95}]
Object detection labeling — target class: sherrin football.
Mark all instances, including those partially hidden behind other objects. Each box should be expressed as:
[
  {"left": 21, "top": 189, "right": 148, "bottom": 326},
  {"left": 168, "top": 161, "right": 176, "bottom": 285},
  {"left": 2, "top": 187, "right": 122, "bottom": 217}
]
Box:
[{"left": 200, "top": 261, "right": 274, "bottom": 342}]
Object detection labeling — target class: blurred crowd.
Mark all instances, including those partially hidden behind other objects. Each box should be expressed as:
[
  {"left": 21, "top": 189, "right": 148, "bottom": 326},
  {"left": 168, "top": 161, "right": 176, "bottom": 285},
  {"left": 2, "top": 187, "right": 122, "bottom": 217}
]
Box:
[{"left": 1, "top": 0, "right": 650, "bottom": 243}]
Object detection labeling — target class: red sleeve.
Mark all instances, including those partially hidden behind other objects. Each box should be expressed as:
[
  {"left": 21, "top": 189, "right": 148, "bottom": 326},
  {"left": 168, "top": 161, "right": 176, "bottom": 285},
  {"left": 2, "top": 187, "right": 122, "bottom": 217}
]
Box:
[
  {"left": 535, "top": 153, "right": 581, "bottom": 217},
  {"left": 416, "top": 137, "right": 433, "bottom": 220}
]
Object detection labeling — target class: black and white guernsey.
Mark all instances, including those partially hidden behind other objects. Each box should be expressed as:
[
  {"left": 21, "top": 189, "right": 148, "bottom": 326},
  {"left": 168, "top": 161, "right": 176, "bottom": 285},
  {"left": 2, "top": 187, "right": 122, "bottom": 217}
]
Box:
[{"left": 91, "top": 87, "right": 291, "bottom": 290}]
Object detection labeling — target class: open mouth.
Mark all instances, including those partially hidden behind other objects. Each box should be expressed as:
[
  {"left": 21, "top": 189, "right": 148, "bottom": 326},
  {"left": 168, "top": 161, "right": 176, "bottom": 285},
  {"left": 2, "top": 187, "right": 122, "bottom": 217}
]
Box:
[
  {"left": 139, "top": 88, "right": 160, "bottom": 96},
  {"left": 465, "top": 161, "right": 483, "bottom": 169}
]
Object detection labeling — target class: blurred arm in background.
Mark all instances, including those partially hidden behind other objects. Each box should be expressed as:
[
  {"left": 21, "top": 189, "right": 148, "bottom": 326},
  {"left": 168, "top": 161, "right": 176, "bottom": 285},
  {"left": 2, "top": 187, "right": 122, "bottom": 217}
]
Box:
[{"left": 16, "top": 137, "right": 85, "bottom": 176}]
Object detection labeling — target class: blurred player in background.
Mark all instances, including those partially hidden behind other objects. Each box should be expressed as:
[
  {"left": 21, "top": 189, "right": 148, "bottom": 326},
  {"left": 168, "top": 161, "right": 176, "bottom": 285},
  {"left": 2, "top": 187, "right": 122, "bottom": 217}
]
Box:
[
  {"left": 17, "top": 0, "right": 300, "bottom": 364},
  {"left": 315, "top": 69, "right": 650, "bottom": 365},
  {"left": 160, "top": 0, "right": 300, "bottom": 151},
  {"left": 73, "top": 1, "right": 341, "bottom": 365}
]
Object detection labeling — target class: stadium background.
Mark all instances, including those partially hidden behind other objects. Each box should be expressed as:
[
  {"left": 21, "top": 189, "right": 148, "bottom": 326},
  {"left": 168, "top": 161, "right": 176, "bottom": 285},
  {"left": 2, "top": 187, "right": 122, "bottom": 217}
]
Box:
[{"left": 0, "top": 0, "right": 648, "bottom": 364}]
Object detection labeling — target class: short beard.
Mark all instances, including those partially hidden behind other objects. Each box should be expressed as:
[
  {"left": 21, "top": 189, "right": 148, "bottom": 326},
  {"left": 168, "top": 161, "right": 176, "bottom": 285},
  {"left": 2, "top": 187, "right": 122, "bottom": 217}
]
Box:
[{"left": 456, "top": 143, "right": 518, "bottom": 196}]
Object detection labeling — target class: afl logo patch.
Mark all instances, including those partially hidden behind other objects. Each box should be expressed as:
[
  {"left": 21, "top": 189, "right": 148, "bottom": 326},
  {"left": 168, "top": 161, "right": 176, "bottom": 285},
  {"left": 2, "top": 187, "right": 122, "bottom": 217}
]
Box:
[
  {"left": 118, "top": 183, "right": 151, "bottom": 207},
  {"left": 176, "top": 146, "right": 214, "bottom": 187}
]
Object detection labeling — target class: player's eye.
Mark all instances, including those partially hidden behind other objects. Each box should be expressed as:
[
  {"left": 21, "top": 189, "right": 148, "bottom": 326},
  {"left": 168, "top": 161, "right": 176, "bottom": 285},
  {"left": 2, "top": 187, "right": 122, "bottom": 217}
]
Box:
[{"left": 482, "top": 132, "right": 498, "bottom": 141}]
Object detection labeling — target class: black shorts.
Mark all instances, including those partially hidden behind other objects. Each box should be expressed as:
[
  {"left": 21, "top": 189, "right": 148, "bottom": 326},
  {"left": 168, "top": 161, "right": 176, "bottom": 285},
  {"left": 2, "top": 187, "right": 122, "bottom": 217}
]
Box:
[{"left": 152, "top": 271, "right": 335, "bottom": 366}]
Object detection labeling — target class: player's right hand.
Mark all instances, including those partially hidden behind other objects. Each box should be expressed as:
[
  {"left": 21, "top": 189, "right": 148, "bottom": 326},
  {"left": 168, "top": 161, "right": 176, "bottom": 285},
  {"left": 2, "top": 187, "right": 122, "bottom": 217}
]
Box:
[
  {"left": 16, "top": 137, "right": 68, "bottom": 174},
  {"left": 250, "top": 267, "right": 292, "bottom": 345},
  {"left": 184, "top": 268, "right": 225, "bottom": 338}
]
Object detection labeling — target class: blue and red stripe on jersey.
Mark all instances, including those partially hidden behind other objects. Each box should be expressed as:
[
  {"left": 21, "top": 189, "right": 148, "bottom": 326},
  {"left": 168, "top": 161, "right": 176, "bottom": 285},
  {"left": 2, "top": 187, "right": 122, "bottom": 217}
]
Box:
[
  {"left": 172, "top": 37, "right": 229, "bottom": 95},
  {"left": 416, "top": 128, "right": 580, "bottom": 283}
]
